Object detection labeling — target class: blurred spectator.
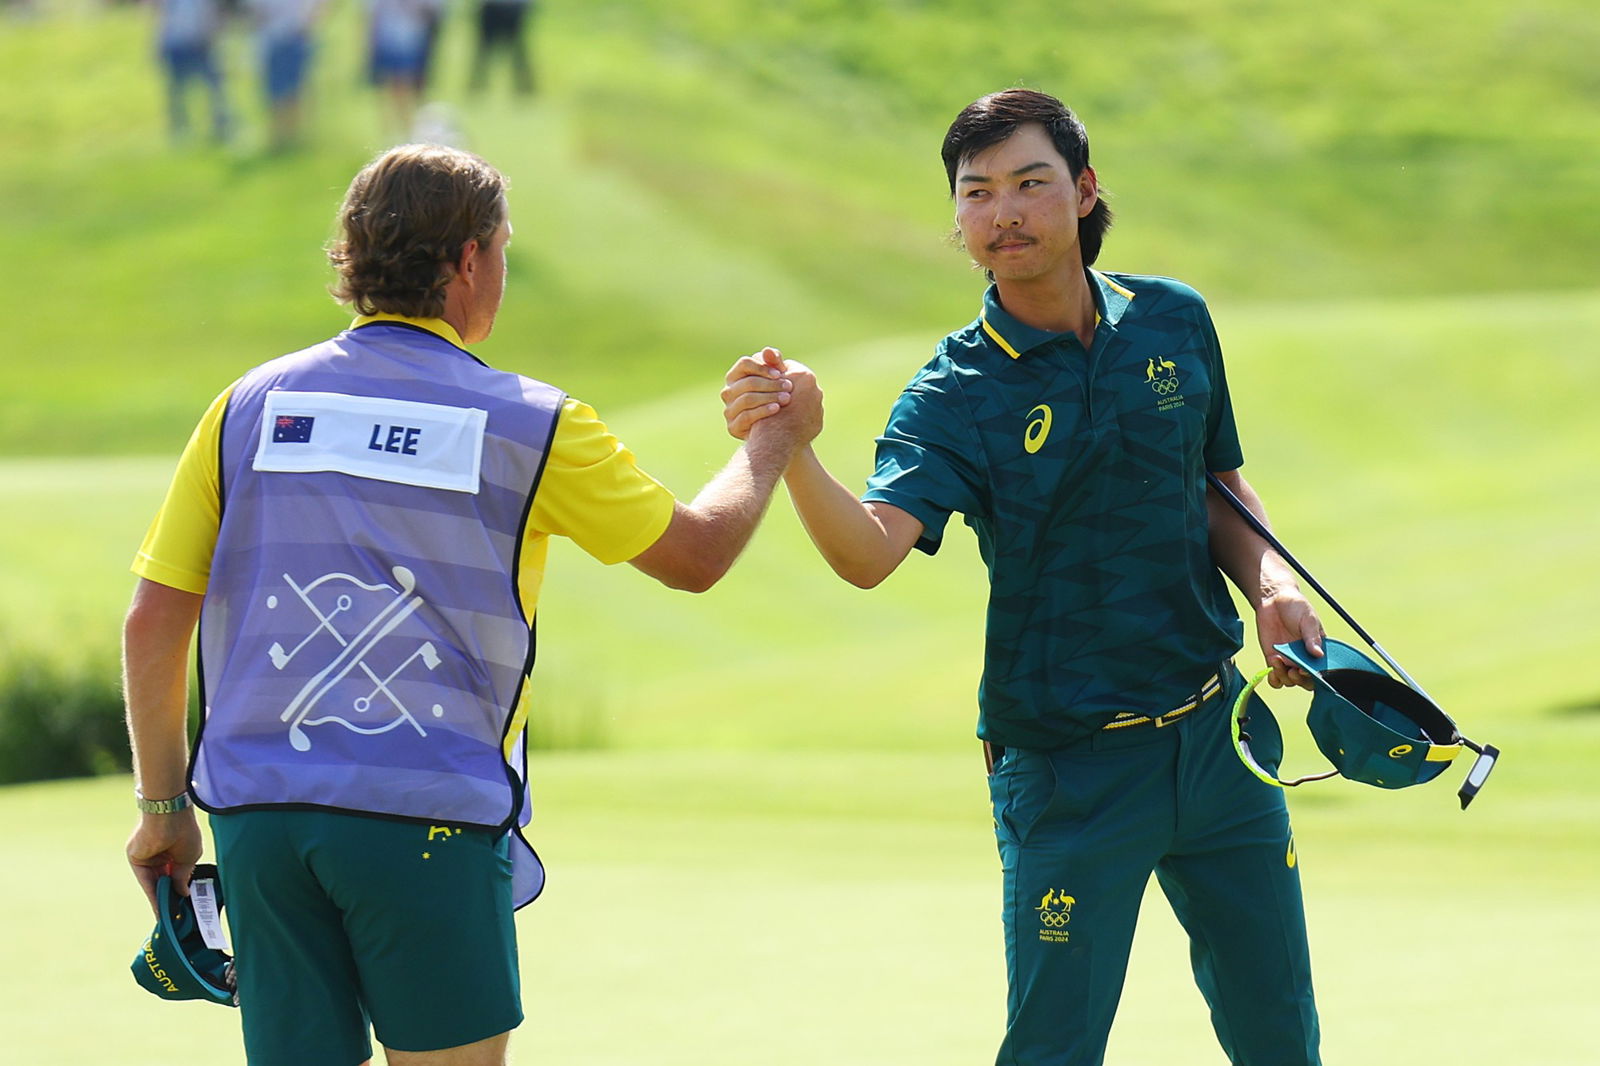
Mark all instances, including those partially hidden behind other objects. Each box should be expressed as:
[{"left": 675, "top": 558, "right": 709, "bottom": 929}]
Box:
[
  {"left": 244, "top": 0, "right": 321, "bottom": 151},
  {"left": 366, "top": 0, "right": 445, "bottom": 91},
  {"left": 155, "top": 0, "right": 232, "bottom": 142},
  {"left": 367, "top": 0, "right": 430, "bottom": 138},
  {"left": 417, "top": 0, "right": 446, "bottom": 90},
  {"left": 469, "top": 0, "right": 535, "bottom": 96}
]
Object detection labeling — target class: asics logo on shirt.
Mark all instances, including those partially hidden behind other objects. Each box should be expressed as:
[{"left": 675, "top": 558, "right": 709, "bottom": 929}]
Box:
[{"left": 1023, "top": 404, "right": 1053, "bottom": 454}]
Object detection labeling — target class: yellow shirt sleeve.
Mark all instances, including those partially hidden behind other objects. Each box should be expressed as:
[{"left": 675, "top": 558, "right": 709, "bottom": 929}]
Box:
[
  {"left": 131, "top": 385, "right": 233, "bottom": 594},
  {"left": 527, "top": 398, "right": 676, "bottom": 564}
]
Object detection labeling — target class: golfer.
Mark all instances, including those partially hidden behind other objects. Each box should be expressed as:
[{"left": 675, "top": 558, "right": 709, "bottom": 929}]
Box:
[
  {"left": 724, "top": 89, "right": 1326, "bottom": 1065},
  {"left": 123, "top": 143, "right": 820, "bottom": 1066}
]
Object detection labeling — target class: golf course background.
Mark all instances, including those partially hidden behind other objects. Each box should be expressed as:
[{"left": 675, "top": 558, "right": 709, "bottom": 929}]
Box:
[{"left": 2, "top": 0, "right": 1597, "bottom": 1062}]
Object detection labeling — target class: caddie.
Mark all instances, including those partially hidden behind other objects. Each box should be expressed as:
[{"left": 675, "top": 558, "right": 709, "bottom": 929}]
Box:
[
  {"left": 723, "top": 89, "right": 1328, "bottom": 1065},
  {"left": 122, "top": 143, "right": 821, "bottom": 1066}
]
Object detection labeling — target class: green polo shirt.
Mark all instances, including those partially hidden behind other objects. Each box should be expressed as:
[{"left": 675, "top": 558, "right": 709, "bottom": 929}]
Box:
[{"left": 864, "top": 270, "right": 1247, "bottom": 748}]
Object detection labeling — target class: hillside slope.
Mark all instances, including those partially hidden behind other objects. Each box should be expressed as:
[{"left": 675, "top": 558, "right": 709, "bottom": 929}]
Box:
[{"left": 2, "top": 0, "right": 1598, "bottom": 452}]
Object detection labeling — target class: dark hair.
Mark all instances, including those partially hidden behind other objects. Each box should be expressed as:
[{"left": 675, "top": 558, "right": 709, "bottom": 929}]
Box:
[
  {"left": 328, "top": 144, "right": 507, "bottom": 318},
  {"left": 941, "top": 89, "right": 1114, "bottom": 268}
]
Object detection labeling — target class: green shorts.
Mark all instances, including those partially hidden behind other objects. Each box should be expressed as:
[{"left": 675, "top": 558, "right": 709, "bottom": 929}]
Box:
[{"left": 211, "top": 810, "right": 522, "bottom": 1066}]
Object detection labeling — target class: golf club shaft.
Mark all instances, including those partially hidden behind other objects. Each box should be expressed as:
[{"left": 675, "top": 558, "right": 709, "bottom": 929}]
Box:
[{"left": 1203, "top": 472, "right": 1436, "bottom": 703}]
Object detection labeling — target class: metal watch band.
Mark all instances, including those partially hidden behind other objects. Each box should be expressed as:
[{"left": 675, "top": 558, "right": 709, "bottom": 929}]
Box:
[{"left": 135, "top": 790, "right": 193, "bottom": 814}]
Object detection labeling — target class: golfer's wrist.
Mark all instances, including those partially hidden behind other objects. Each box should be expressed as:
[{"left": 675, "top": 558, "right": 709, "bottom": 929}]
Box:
[{"left": 1254, "top": 565, "right": 1299, "bottom": 609}]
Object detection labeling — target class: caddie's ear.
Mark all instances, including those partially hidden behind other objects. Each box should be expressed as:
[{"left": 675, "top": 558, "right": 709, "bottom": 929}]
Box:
[
  {"left": 1077, "top": 166, "right": 1099, "bottom": 218},
  {"left": 456, "top": 239, "right": 482, "bottom": 282}
]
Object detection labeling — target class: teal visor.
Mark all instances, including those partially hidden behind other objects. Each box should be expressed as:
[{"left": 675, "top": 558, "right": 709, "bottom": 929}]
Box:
[{"left": 1231, "top": 639, "right": 1499, "bottom": 808}]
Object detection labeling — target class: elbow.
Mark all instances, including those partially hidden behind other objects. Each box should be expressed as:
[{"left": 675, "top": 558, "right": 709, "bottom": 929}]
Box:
[
  {"left": 123, "top": 580, "right": 203, "bottom": 646},
  {"left": 663, "top": 557, "right": 729, "bottom": 594},
  {"left": 836, "top": 559, "right": 891, "bottom": 590}
]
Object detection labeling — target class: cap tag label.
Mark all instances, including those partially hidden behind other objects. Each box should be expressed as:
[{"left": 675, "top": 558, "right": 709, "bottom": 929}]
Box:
[{"left": 191, "top": 878, "right": 228, "bottom": 951}]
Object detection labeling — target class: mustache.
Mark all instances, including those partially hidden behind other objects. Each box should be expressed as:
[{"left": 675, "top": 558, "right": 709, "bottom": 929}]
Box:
[{"left": 987, "top": 234, "right": 1035, "bottom": 252}]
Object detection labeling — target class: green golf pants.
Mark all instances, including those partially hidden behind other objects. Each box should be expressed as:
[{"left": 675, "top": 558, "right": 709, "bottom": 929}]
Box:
[{"left": 988, "top": 663, "right": 1321, "bottom": 1065}]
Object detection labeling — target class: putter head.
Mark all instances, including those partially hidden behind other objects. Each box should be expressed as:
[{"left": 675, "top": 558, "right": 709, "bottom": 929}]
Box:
[{"left": 1456, "top": 743, "right": 1501, "bottom": 809}]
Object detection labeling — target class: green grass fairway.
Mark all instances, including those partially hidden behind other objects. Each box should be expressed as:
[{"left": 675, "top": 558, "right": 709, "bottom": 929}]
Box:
[{"left": 6, "top": 756, "right": 1598, "bottom": 1065}]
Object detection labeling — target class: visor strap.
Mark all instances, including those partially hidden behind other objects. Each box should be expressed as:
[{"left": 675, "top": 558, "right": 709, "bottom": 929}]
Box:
[{"left": 1230, "top": 668, "right": 1339, "bottom": 788}]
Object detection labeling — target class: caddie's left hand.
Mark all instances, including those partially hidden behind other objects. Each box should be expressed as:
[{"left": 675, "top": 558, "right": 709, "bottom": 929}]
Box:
[
  {"left": 127, "top": 807, "right": 204, "bottom": 916},
  {"left": 1254, "top": 586, "right": 1324, "bottom": 690}
]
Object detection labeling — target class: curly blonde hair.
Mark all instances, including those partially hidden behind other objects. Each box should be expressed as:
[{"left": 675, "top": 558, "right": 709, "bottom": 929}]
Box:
[{"left": 328, "top": 145, "right": 507, "bottom": 318}]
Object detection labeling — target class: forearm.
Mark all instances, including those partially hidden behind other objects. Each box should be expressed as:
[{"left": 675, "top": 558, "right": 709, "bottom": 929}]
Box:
[
  {"left": 123, "top": 580, "right": 203, "bottom": 799},
  {"left": 1207, "top": 472, "right": 1325, "bottom": 683},
  {"left": 1206, "top": 473, "right": 1297, "bottom": 610},
  {"left": 631, "top": 424, "right": 797, "bottom": 593},
  {"left": 123, "top": 579, "right": 206, "bottom": 907},
  {"left": 683, "top": 431, "right": 794, "bottom": 577},
  {"left": 783, "top": 447, "right": 911, "bottom": 588}
]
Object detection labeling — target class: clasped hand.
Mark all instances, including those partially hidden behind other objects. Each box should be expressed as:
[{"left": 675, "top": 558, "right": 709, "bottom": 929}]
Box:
[{"left": 722, "top": 346, "right": 821, "bottom": 444}]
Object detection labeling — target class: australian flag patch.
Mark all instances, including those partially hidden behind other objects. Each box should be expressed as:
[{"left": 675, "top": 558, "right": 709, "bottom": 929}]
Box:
[{"left": 272, "top": 415, "right": 315, "bottom": 443}]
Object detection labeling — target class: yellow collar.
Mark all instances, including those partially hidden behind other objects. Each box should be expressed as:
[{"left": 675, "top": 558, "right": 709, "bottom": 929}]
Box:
[{"left": 352, "top": 313, "right": 468, "bottom": 350}]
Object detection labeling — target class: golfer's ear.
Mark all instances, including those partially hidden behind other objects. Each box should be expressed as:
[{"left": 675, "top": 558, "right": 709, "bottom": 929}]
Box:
[{"left": 1077, "top": 166, "right": 1098, "bottom": 217}]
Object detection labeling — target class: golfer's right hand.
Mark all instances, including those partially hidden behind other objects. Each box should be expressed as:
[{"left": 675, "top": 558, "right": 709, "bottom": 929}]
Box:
[
  {"left": 722, "top": 347, "right": 791, "bottom": 440},
  {"left": 127, "top": 808, "right": 203, "bottom": 916}
]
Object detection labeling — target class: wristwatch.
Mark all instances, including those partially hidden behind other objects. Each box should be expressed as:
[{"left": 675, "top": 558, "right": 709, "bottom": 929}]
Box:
[{"left": 135, "top": 789, "right": 193, "bottom": 814}]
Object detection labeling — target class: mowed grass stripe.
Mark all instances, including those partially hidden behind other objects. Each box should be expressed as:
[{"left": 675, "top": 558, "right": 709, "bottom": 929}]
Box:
[{"left": 5, "top": 757, "right": 1598, "bottom": 1065}]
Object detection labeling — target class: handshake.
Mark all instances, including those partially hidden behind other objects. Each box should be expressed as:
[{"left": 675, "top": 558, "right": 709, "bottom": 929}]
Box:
[{"left": 720, "top": 346, "right": 823, "bottom": 450}]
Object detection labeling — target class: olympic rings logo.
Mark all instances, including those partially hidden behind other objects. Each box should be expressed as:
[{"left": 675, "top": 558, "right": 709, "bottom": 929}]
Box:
[
  {"left": 1039, "top": 910, "right": 1071, "bottom": 927},
  {"left": 1150, "top": 377, "right": 1181, "bottom": 395}
]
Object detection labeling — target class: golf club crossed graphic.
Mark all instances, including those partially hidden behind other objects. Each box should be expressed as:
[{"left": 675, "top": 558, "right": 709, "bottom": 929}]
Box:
[{"left": 266, "top": 566, "right": 445, "bottom": 751}]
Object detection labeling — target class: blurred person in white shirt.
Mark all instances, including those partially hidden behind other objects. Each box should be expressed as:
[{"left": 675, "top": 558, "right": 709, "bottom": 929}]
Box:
[
  {"left": 244, "top": 0, "right": 322, "bottom": 150},
  {"left": 155, "top": 0, "right": 231, "bottom": 142}
]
